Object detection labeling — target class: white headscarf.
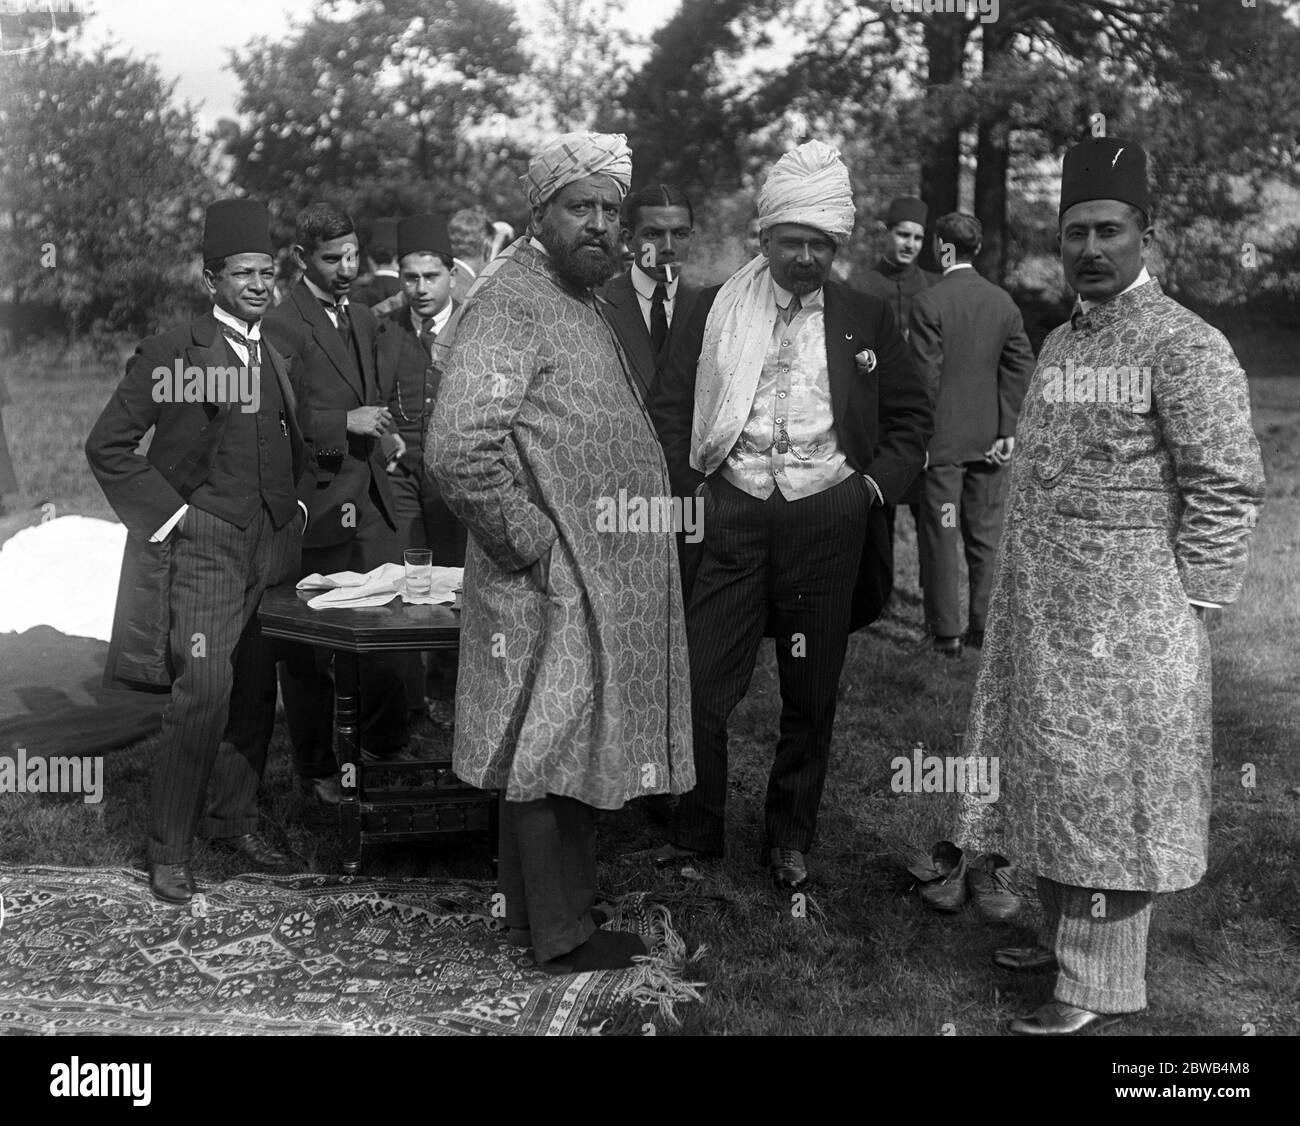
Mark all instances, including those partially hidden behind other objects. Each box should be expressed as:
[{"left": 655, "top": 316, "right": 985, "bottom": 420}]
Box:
[{"left": 690, "top": 141, "right": 854, "bottom": 476}]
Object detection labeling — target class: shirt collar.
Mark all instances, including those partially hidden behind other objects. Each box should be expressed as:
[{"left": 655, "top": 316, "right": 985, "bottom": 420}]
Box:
[
  {"left": 528, "top": 236, "right": 548, "bottom": 257},
  {"left": 213, "top": 304, "right": 261, "bottom": 341},
  {"left": 771, "top": 276, "right": 823, "bottom": 311},
  {"left": 1078, "top": 266, "right": 1151, "bottom": 313},
  {"left": 413, "top": 301, "right": 454, "bottom": 337},
  {"left": 943, "top": 262, "right": 974, "bottom": 275},
  {"left": 373, "top": 267, "right": 398, "bottom": 278},
  {"left": 631, "top": 265, "right": 679, "bottom": 301},
  {"left": 304, "top": 276, "right": 347, "bottom": 309}
]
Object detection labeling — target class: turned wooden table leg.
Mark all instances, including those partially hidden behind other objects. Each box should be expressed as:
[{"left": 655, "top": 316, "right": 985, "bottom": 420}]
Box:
[{"left": 335, "top": 650, "right": 362, "bottom": 873}]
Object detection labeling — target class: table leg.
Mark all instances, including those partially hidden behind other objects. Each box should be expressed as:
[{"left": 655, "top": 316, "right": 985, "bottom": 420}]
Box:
[{"left": 335, "top": 650, "right": 362, "bottom": 873}]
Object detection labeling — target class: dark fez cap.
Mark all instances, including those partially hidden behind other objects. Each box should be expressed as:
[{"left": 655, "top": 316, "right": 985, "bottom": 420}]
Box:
[
  {"left": 203, "top": 198, "right": 273, "bottom": 260},
  {"left": 1059, "top": 138, "right": 1151, "bottom": 219},
  {"left": 370, "top": 217, "right": 400, "bottom": 251},
  {"left": 884, "top": 197, "right": 928, "bottom": 229},
  {"left": 397, "top": 214, "right": 453, "bottom": 260}
]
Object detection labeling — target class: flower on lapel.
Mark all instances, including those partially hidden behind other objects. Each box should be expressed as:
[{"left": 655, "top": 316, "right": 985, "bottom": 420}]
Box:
[{"left": 854, "top": 348, "right": 877, "bottom": 374}]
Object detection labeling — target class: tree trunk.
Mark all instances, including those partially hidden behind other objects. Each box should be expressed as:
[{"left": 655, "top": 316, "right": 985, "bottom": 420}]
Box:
[
  {"left": 975, "top": 116, "right": 1009, "bottom": 283},
  {"left": 919, "top": 15, "right": 965, "bottom": 272}
]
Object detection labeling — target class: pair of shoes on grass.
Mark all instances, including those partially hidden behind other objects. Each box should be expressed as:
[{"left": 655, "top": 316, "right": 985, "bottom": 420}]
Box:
[{"left": 907, "top": 842, "right": 1022, "bottom": 920}]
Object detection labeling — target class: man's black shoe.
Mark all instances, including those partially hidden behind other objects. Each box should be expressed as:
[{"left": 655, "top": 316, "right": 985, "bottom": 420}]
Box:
[
  {"left": 211, "top": 832, "right": 296, "bottom": 872},
  {"left": 933, "top": 635, "right": 962, "bottom": 658},
  {"left": 149, "top": 861, "right": 196, "bottom": 905}
]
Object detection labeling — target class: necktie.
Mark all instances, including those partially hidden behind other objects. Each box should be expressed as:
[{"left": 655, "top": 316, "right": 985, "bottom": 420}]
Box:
[
  {"left": 650, "top": 283, "right": 668, "bottom": 355},
  {"left": 781, "top": 294, "right": 802, "bottom": 326},
  {"left": 418, "top": 319, "right": 437, "bottom": 359},
  {"left": 334, "top": 301, "right": 351, "bottom": 348},
  {"left": 222, "top": 325, "right": 261, "bottom": 369}
]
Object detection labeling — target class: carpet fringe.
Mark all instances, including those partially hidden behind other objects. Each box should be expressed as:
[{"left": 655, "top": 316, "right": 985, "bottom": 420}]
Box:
[{"left": 624, "top": 903, "right": 707, "bottom": 1028}]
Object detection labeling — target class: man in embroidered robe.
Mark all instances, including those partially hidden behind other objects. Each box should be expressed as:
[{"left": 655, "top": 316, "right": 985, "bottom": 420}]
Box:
[
  {"left": 428, "top": 132, "right": 694, "bottom": 974},
  {"left": 962, "top": 137, "right": 1265, "bottom": 1035},
  {"left": 649, "top": 141, "right": 932, "bottom": 889}
]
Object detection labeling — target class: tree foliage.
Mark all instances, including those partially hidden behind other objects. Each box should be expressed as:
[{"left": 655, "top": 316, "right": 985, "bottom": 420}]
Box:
[
  {"left": 0, "top": 42, "right": 216, "bottom": 342},
  {"left": 224, "top": 0, "right": 531, "bottom": 232}
]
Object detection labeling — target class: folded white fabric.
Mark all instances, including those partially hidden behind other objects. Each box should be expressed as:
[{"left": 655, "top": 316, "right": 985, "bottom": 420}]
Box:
[{"left": 297, "top": 563, "right": 463, "bottom": 610}]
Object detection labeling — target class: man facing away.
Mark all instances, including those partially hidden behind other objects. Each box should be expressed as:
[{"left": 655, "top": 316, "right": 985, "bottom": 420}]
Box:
[
  {"left": 429, "top": 132, "right": 694, "bottom": 973},
  {"left": 961, "top": 137, "right": 1265, "bottom": 1035},
  {"left": 908, "top": 211, "right": 1034, "bottom": 658},
  {"left": 86, "top": 199, "right": 313, "bottom": 902},
  {"left": 649, "top": 141, "right": 932, "bottom": 890}
]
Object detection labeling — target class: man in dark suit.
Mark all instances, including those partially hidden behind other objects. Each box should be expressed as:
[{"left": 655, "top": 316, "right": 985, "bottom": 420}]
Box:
[
  {"left": 599, "top": 184, "right": 703, "bottom": 599},
  {"left": 598, "top": 184, "right": 702, "bottom": 404},
  {"left": 908, "top": 212, "right": 1034, "bottom": 657},
  {"left": 374, "top": 213, "right": 465, "bottom": 722},
  {"left": 648, "top": 142, "right": 932, "bottom": 889},
  {"left": 859, "top": 197, "right": 942, "bottom": 556},
  {"left": 263, "top": 203, "right": 411, "bottom": 798},
  {"left": 86, "top": 200, "right": 312, "bottom": 904}
]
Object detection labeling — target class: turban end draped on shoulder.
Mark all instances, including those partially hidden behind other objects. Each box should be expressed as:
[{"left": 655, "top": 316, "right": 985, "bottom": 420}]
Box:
[
  {"left": 521, "top": 133, "right": 633, "bottom": 208},
  {"left": 756, "top": 139, "right": 855, "bottom": 246}
]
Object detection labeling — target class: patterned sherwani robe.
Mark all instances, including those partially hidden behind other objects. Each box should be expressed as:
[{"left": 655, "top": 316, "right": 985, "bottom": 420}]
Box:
[
  {"left": 962, "top": 278, "right": 1264, "bottom": 892},
  {"left": 429, "top": 241, "right": 694, "bottom": 808}
]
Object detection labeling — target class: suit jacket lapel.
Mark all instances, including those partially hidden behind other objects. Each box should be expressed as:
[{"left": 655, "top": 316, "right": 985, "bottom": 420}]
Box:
[
  {"left": 375, "top": 309, "right": 410, "bottom": 403},
  {"left": 605, "top": 274, "right": 656, "bottom": 399},
  {"left": 823, "top": 284, "right": 858, "bottom": 430},
  {"left": 351, "top": 303, "right": 376, "bottom": 399},
  {"left": 293, "top": 282, "right": 364, "bottom": 402}
]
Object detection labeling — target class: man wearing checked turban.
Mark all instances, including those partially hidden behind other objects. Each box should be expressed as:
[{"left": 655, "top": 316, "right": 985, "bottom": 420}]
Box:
[
  {"left": 428, "top": 133, "right": 694, "bottom": 974},
  {"left": 648, "top": 140, "right": 933, "bottom": 890}
]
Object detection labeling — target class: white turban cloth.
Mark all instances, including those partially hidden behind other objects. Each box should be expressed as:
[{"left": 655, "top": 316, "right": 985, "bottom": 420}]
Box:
[
  {"left": 688, "top": 139, "right": 855, "bottom": 476},
  {"left": 520, "top": 132, "right": 633, "bottom": 207},
  {"left": 755, "top": 139, "right": 855, "bottom": 246}
]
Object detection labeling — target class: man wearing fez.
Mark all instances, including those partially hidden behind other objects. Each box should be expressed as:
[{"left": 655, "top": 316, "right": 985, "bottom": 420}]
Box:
[
  {"left": 908, "top": 212, "right": 1035, "bottom": 657},
  {"left": 649, "top": 142, "right": 932, "bottom": 889},
  {"left": 961, "top": 138, "right": 1264, "bottom": 1034},
  {"left": 429, "top": 133, "right": 693, "bottom": 973},
  {"left": 859, "top": 197, "right": 941, "bottom": 559},
  {"left": 86, "top": 200, "right": 313, "bottom": 903},
  {"left": 375, "top": 212, "right": 465, "bottom": 723},
  {"left": 263, "top": 203, "right": 411, "bottom": 803}
]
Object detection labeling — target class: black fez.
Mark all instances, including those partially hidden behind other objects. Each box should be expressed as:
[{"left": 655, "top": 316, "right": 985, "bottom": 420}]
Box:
[
  {"left": 884, "top": 197, "right": 928, "bottom": 229},
  {"left": 1059, "top": 138, "right": 1152, "bottom": 219},
  {"left": 203, "top": 199, "right": 273, "bottom": 261},
  {"left": 397, "top": 214, "right": 452, "bottom": 260},
  {"left": 370, "top": 217, "right": 399, "bottom": 253}
]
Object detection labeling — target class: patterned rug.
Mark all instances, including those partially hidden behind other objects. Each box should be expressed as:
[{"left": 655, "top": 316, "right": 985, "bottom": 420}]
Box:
[{"left": 0, "top": 865, "right": 703, "bottom": 1036}]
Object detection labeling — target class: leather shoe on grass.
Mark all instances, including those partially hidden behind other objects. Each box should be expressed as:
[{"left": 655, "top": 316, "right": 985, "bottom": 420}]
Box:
[
  {"left": 993, "top": 944, "right": 1059, "bottom": 973},
  {"left": 647, "top": 842, "right": 716, "bottom": 869},
  {"left": 908, "top": 841, "right": 967, "bottom": 912},
  {"left": 300, "top": 774, "right": 343, "bottom": 806},
  {"left": 769, "top": 847, "right": 808, "bottom": 891},
  {"left": 1009, "top": 1001, "right": 1119, "bottom": 1036},
  {"left": 149, "top": 861, "right": 196, "bottom": 905},
  {"left": 210, "top": 832, "right": 296, "bottom": 873},
  {"left": 967, "top": 852, "right": 1023, "bottom": 922},
  {"left": 932, "top": 635, "right": 962, "bottom": 658}
]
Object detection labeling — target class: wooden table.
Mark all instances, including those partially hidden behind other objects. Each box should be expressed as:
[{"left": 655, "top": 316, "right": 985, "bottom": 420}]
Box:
[{"left": 258, "top": 583, "right": 495, "bottom": 872}]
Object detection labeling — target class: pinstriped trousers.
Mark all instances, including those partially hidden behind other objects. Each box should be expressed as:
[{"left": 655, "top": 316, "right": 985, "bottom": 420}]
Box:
[
  {"left": 1038, "top": 876, "right": 1153, "bottom": 1013},
  {"left": 148, "top": 504, "right": 300, "bottom": 864},
  {"left": 670, "top": 473, "right": 871, "bottom": 855}
]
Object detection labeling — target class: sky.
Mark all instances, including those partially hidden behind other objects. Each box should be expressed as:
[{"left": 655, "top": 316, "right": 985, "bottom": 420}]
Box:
[{"left": 74, "top": 0, "right": 673, "bottom": 125}]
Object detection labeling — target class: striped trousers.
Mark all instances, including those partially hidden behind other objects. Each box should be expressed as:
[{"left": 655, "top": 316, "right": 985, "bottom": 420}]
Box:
[
  {"left": 1038, "top": 876, "right": 1153, "bottom": 1013},
  {"left": 670, "top": 472, "right": 870, "bottom": 855},
  {"left": 149, "top": 504, "right": 301, "bottom": 863}
]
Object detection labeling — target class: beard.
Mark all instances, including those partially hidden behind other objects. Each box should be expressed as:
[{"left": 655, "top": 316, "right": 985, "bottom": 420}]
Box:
[
  {"left": 537, "top": 216, "right": 620, "bottom": 291},
  {"left": 784, "top": 263, "right": 827, "bottom": 296}
]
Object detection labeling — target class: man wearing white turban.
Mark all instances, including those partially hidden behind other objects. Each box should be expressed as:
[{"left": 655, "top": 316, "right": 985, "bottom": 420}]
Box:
[
  {"left": 649, "top": 140, "right": 932, "bottom": 889},
  {"left": 429, "top": 133, "right": 694, "bottom": 973}
]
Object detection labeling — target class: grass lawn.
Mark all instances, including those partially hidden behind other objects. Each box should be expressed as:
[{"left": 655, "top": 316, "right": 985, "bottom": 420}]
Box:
[{"left": 0, "top": 338, "right": 1297, "bottom": 1038}]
